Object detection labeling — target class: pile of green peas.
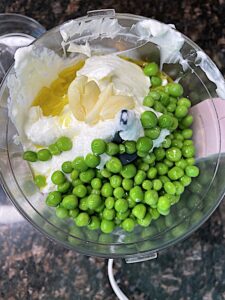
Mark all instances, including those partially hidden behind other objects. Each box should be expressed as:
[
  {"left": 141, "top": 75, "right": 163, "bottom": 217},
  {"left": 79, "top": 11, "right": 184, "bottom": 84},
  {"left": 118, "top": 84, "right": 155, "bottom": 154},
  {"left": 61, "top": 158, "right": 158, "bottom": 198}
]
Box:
[
  {"left": 37, "top": 62, "right": 199, "bottom": 234},
  {"left": 23, "top": 136, "right": 73, "bottom": 163}
]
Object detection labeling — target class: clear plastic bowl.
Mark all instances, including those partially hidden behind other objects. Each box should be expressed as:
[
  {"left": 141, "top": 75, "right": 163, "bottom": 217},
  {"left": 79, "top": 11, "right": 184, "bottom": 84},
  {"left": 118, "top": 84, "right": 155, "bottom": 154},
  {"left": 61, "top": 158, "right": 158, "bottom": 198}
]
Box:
[{"left": 0, "top": 11, "right": 225, "bottom": 260}]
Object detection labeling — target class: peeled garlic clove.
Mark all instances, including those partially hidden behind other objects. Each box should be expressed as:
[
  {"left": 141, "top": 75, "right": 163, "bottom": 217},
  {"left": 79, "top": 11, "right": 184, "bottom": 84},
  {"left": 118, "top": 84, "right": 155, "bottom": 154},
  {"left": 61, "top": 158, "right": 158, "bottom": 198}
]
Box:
[
  {"left": 82, "top": 80, "right": 100, "bottom": 114},
  {"left": 100, "top": 95, "right": 135, "bottom": 120},
  {"left": 68, "top": 76, "right": 86, "bottom": 121},
  {"left": 85, "top": 83, "right": 113, "bottom": 125}
]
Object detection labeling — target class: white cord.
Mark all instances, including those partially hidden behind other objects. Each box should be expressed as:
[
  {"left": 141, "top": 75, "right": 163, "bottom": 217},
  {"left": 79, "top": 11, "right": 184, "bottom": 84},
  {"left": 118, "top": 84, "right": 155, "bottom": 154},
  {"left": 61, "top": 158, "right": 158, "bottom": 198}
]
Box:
[{"left": 108, "top": 259, "right": 129, "bottom": 300}]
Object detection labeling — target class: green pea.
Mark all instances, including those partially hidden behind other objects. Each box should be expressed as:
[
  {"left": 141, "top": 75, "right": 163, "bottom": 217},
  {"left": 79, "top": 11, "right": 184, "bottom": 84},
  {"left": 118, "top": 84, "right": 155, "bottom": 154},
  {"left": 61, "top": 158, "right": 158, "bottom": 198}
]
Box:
[
  {"left": 154, "top": 101, "right": 166, "bottom": 113},
  {"left": 180, "top": 175, "right": 192, "bottom": 186},
  {"left": 122, "top": 218, "right": 135, "bottom": 232},
  {"left": 156, "top": 162, "right": 168, "bottom": 175},
  {"left": 119, "top": 144, "right": 126, "bottom": 154},
  {"left": 51, "top": 170, "right": 66, "bottom": 185},
  {"left": 127, "top": 197, "right": 136, "bottom": 208},
  {"left": 137, "top": 162, "right": 149, "bottom": 172},
  {"left": 124, "top": 141, "right": 137, "bottom": 154},
  {"left": 177, "top": 97, "right": 191, "bottom": 108},
  {"left": 151, "top": 76, "right": 162, "bottom": 87},
  {"left": 171, "top": 139, "right": 183, "bottom": 149},
  {"left": 137, "top": 150, "right": 148, "bottom": 158},
  {"left": 162, "top": 137, "right": 172, "bottom": 148},
  {"left": 137, "top": 212, "right": 152, "bottom": 227},
  {"left": 183, "top": 140, "right": 193, "bottom": 146},
  {"left": 159, "top": 91, "right": 170, "bottom": 106},
  {"left": 100, "top": 219, "right": 114, "bottom": 233},
  {"left": 154, "top": 147, "right": 166, "bottom": 161},
  {"left": 166, "top": 103, "right": 176, "bottom": 113},
  {"left": 182, "top": 129, "right": 193, "bottom": 139},
  {"left": 149, "top": 208, "right": 160, "bottom": 220},
  {"left": 62, "top": 161, "right": 73, "bottom": 173},
  {"left": 76, "top": 212, "right": 90, "bottom": 227},
  {"left": 37, "top": 149, "right": 52, "bottom": 161},
  {"left": 185, "top": 165, "right": 199, "bottom": 177},
  {"left": 173, "top": 181, "right": 184, "bottom": 195},
  {"left": 102, "top": 208, "right": 115, "bottom": 221},
  {"left": 147, "top": 167, "right": 157, "bottom": 179},
  {"left": 181, "top": 115, "right": 193, "bottom": 128},
  {"left": 73, "top": 184, "right": 87, "bottom": 198},
  {"left": 72, "top": 156, "right": 88, "bottom": 172},
  {"left": 91, "top": 189, "right": 101, "bottom": 195},
  {"left": 106, "top": 157, "right": 122, "bottom": 174},
  {"left": 174, "top": 132, "right": 184, "bottom": 140},
  {"left": 132, "top": 204, "right": 146, "bottom": 219},
  {"left": 157, "top": 195, "right": 171, "bottom": 215},
  {"left": 56, "top": 207, "right": 69, "bottom": 219},
  {"left": 88, "top": 216, "right": 101, "bottom": 230},
  {"left": 144, "top": 190, "right": 158, "bottom": 207},
  {"left": 163, "top": 158, "right": 174, "bottom": 167},
  {"left": 91, "top": 139, "right": 106, "bottom": 155},
  {"left": 170, "top": 117, "right": 179, "bottom": 131},
  {"left": 70, "top": 169, "right": 79, "bottom": 180},
  {"left": 186, "top": 157, "right": 195, "bottom": 165},
  {"left": 101, "top": 182, "right": 113, "bottom": 197},
  {"left": 46, "top": 191, "right": 62, "bottom": 207},
  {"left": 143, "top": 95, "right": 155, "bottom": 107},
  {"left": 23, "top": 151, "right": 37, "bottom": 162},
  {"left": 152, "top": 179, "right": 162, "bottom": 191},
  {"left": 115, "top": 198, "right": 129, "bottom": 213},
  {"left": 164, "top": 182, "right": 176, "bottom": 195},
  {"left": 101, "top": 168, "right": 112, "bottom": 178},
  {"left": 72, "top": 178, "right": 82, "bottom": 187},
  {"left": 175, "top": 159, "right": 188, "bottom": 169},
  {"left": 95, "top": 202, "right": 105, "bottom": 213},
  {"left": 62, "top": 194, "right": 78, "bottom": 209},
  {"left": 137, "top": 136, "right": 153, "bottom": 153},
  {"left": 130, "top": 186, "right": 144, "bottom": 202},
  {"left": 149, "top": 91, "right": 161, "bottom": 100},
  {"left": 159, "top": 175, "right": 170, "bottom": 184},
  {"left": 168, "top": 166, "right": 184, "bottom": 180},
  {"left": 69, "top": 208, "right": 79, "bottom": 218},
  {"left": 142, "top": 180, "right": 152, "bottom": 190},
  {"left": 109, "top": 175, "right": 122, "bottom": 188},
  {"left": 105, "top": 197, "right": 115, "bottom": 209},
  {"left": 106, "top": 142, "right": 119, "bottom": 156},
  {"left": 141, "top": 111, "right": 158, "bottom": 128},
  {"left": 143, "top": 153, "right": 156, "bottom": 164},
  {"left": 48, "top": 143, "right": 61, "bottom": 156},
  {"left": 167, "top": 83, "right": 183, "bottom": 97},
  {"left": 57, "top": 181, "right": 71, "bottom": 193},
  {"left": 91, "top": 178, "right": 102, "bottom": 190},
  {"left": 80, "top": 169, "right": 95, "bottom": 183},
  {"left": 158, "top": 114, "right": 174, "bottom": 129},
  {"left": 113, "top": 187, "right": 125, "bottom": 199},
  {"left": 122, "top": 178, "right": 134, "bottom": 191},
  {"left": 175, "top": 105, "right": 188, "bottom": 118},
  {"left": 79, "top": 197, "right": 89, "bottom": 211},
  {"left": 134, "top": 170, "right": 146, "bottom": 185},
  {"left": 144, "top": 62, "right": 159, "bottom": 76},
  {"left": 145, "top": 126, "right": 161, "bottom": 139},
  {"left": 166, "top": 147, "right": 182, "bottom": 162},
  {"left": 34, "top": 175, "right": 46, "bottom": 188},
  {"left": 182, "top": 145, "right": 195, "bottom": 158},
  {"left": 121, "top": 164, "right": 137, "bottom": 179},
  {"left": 87, "top": 194, "right": 102, "bottom": 210},
  {"left": 56, "top": 136, "right": 73, "bottom": 151},
  {"left": 85, "top": 153, "right": 100, "bottom": 168}
]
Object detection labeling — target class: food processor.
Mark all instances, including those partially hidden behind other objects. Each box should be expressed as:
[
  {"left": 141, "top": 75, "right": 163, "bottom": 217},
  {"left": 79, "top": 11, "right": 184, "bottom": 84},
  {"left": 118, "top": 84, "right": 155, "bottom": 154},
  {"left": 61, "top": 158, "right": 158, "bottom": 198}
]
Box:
[{"left": 0, "top": 9, "right": 225, "bottom": 271}]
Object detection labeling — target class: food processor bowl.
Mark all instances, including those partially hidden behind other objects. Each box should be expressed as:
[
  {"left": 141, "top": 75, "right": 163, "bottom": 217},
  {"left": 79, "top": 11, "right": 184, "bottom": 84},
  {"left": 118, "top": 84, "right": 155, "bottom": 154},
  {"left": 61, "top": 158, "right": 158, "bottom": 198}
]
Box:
[{"left": 0, "top": 10, "right": 225, "bottom": 260}]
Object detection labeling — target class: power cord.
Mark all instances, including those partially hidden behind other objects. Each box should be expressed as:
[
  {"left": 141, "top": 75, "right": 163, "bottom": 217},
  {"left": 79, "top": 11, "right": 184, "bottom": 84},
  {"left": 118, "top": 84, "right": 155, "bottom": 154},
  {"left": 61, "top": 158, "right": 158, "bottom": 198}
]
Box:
[{"left": 108, "top": 259, "right": 129, "bottom": 300}]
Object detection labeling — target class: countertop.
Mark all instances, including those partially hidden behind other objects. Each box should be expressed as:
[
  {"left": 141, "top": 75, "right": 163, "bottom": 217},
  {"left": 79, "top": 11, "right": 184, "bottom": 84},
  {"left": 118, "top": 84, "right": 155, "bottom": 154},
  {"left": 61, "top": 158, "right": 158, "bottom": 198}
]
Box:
[{"left": 0, "top": 1, "right": 225, "bottom": 299}]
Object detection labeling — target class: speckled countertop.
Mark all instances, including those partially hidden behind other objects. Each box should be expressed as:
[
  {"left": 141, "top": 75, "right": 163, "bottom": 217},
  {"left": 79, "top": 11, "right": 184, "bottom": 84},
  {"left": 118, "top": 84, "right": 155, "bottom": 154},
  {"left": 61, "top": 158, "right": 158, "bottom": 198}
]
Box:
[{"left": 0, "top": 1, "right": 225, "bottom": 299}]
